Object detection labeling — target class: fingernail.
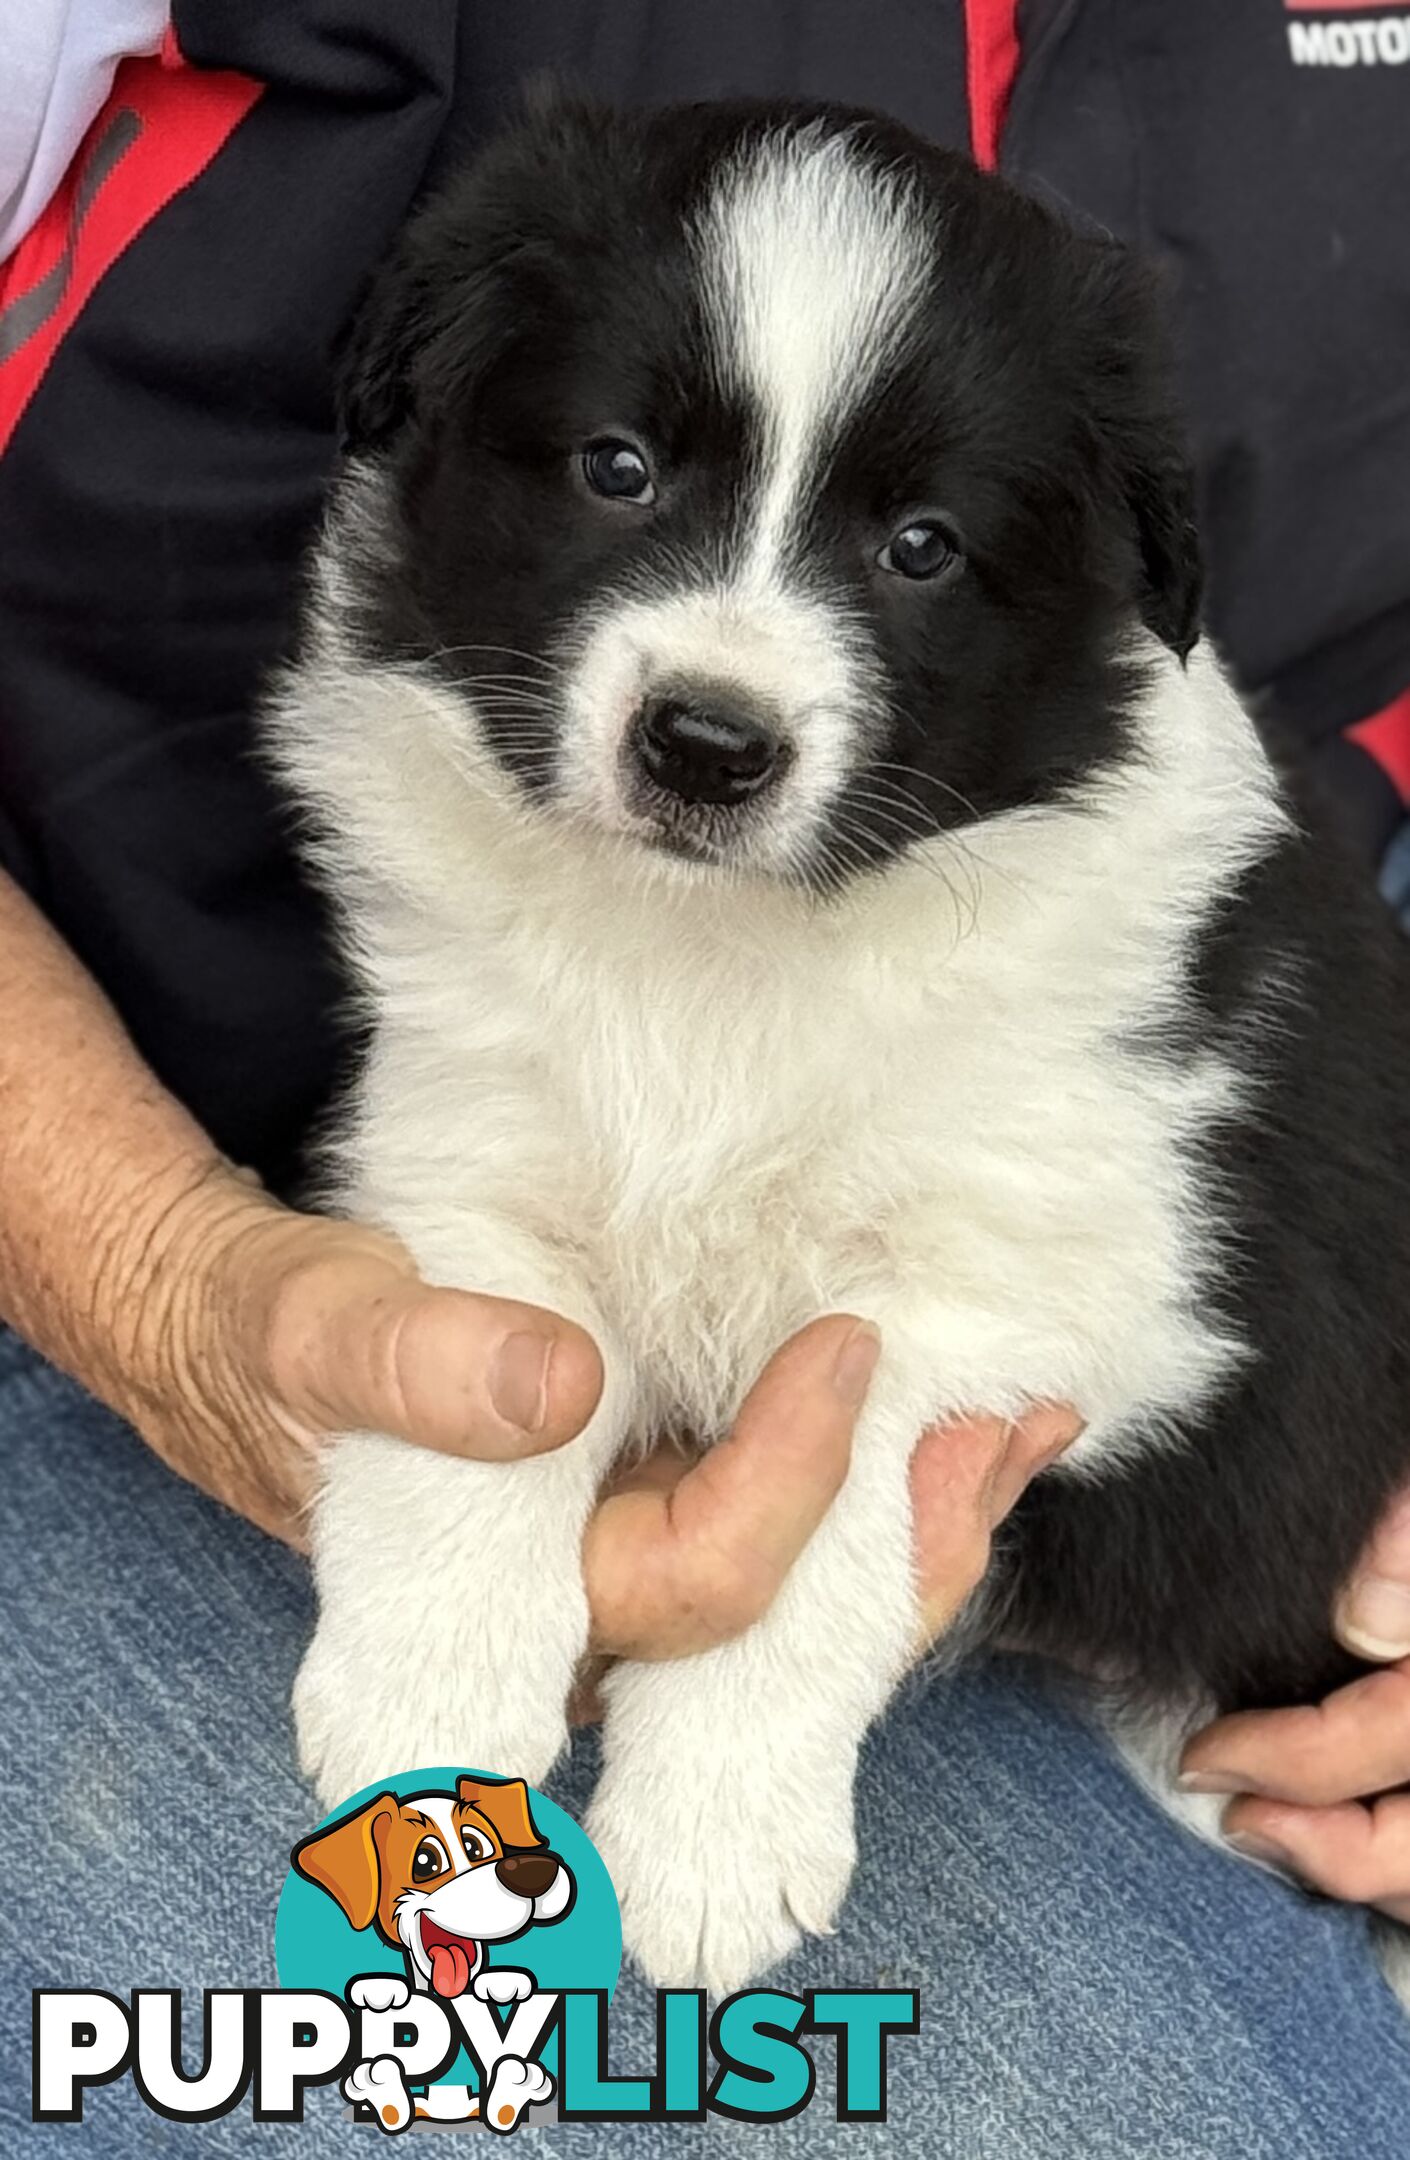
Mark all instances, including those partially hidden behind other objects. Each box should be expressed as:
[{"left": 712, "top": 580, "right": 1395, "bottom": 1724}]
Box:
[
  {"left": 1037, "top": 1409, "right": 1085, "bottom": 1467},
  {"left": 490, "top": 1332, "right": 554, "bottom": 1432},
  {"left": 831, "top": 1323, "right": 881, "bottom": 1408},
  {"left": 1337, "top": 1575, "right": 1410, "bottom": 1661},
  {"left": 1226, "top": 1830, "right": 1299, "bottom": 1879},
  {"left": 1177, "top": 1770, "right": 1246, "bottom": 1797}
]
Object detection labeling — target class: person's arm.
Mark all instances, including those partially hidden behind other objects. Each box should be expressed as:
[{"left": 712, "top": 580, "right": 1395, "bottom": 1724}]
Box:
[{"left": 0, "top": 866, "right": 604, "bottom": 1541}]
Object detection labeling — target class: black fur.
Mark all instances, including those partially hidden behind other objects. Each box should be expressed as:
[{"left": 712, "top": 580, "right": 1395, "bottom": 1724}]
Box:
[
  {"left": 1006, "top": 807, "right": 1410, "bottom": 1711},
  {"left": 336, "top": 96, "right": 1199, "bottom": 878},
  {"left": 332, "top": 96, "right": 1410, "bottom": 1718}
]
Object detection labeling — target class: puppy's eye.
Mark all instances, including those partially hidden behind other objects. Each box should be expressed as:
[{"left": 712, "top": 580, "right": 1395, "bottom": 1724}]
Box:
[
  {"left": 879, "top": 519, "right": 962, "bottom": 583},
  {"left": 460, "top": 1827, "right": 494, "bottom": 1864},
  {"left": 411, "top": 1837, "right": 449, "bottom": 1882},
  {"left": 582, "top": 437, "right": 655, "bottom": 504}
]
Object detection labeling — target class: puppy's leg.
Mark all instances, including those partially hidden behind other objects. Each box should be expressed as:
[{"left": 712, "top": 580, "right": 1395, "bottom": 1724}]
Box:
[
  {"left": 294, "top": 1221, "right": 630, "bottom": 1803},
  {"left": 589, "top": 1341, "right": 940, "bottom": 1993}
]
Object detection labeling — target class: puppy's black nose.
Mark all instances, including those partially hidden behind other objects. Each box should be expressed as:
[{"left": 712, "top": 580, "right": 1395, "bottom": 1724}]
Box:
[
  {"left": 495, "top": 1850, "right": 560, "bottom": 1899},
  {"left": 633, "top": 693, "right": 784, "bottom": 806}
]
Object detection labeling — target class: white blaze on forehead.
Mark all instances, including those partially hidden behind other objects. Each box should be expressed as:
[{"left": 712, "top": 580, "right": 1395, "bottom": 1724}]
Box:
[
  {"left": 693, "top": 123, "right": 929, "bottom": 587},
  {"left": 552, "top": 126, "right": 923, "bottom": 871},
  {"left": 409, "top": 1792, "right": 467, "bottom": 1871}
]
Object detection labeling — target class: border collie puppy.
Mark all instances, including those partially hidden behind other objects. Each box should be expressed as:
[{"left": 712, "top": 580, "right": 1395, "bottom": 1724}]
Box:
[{"left": 269, "top": 96, "right": 1410, "bottom": 1991}]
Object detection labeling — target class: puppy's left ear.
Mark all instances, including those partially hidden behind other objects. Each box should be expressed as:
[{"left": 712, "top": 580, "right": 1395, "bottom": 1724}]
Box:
[
  {"left": 1079, "top": 239, "right": 1203, "bottom": 660},
  {"left": 458, "top": 1775, "right": 544, "bottom": 1850},
  {"left": 335, "top": 196, "right": 522, "bottom": 456},
  {"left": 335, "top": 245, "right": 430, "bottom": 453}
]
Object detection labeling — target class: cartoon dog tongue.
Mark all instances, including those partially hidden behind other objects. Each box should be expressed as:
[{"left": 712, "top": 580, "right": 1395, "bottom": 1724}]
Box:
[{"left": 428, "top": 1939, "right": 473, "bottom": 1997}]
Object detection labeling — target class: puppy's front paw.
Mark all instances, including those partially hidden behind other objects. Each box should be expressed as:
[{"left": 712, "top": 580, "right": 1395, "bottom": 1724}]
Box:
[
  {"left": 588, "top": 1767, "right": 857, "bottom": 1993},
  {"left": 473, "top": 1967, "right": 534, "bottom": 2006},
  {"left": 482, "top": 2055, "right": 554, "bottom": 2134},
  {"left": 293, "top": 1632, "right": 567, "bottom": 1805},
  {"left": 342, "top": 2055, "right": 413, "bottom": 2132},
  {"left": 348, "top": 1975, "right": 410, "bottom": 2015}
]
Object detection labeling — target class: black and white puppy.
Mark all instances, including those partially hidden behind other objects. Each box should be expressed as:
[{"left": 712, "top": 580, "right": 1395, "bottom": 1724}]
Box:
[{"left": 268, "top": 96, "right": 1410, "bottom": 1991}]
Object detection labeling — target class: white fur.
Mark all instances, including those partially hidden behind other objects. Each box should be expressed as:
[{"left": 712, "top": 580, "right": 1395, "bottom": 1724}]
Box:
[
  {"left": 270, "top": 128, "right": 1289, "bottom": 1990},
  {"left": 558, "top": 128, "right": 924, "bottom": 875},
  {"left": 272, "top": 600, "right": 1284, "bottom": 1984},
  {"left": 475, "top": 1968, "right": 535, "bottom": 2006},
  {"left": 481, "top": 2054, "right": 554, "bottom": 2133},
  {"left": 348, "top": 1975, "right": 410, "bottom": 2015},
  {"left": 342, "top": 2054, "right": 414, "bottom": 2132},
  {"left": 697, "top": 122, "right": 928, "bottom": 588}
]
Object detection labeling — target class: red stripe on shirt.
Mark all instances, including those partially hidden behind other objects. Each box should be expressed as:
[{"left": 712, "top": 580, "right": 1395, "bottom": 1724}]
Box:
[
  {"left": 964, "top": 0, "right": 1023, "bottom": 170},
  {"left": 1347, "top": 689, "right": 1410, "bottom": 806},
  {"left": 0, "top": 54, "right": 261, "bottom": 456}
]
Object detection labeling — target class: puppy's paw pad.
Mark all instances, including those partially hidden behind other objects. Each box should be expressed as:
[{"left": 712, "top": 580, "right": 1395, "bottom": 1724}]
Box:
[
  {"left": 482, "top": 2055, "right": 554, "bottom": 2133},
  {"left": 348, "top": 1975, "right": 410, "bottom": 2015},
  {"left": 342, "top": 2055, "right": 413, "bottom": 2132},
  {"left": 473, "top": 1967, "right": 534, "bottom": 2006}
]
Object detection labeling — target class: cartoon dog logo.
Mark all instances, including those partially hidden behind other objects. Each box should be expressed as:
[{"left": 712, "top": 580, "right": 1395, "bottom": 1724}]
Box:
[{"left": 293, "top": 1774, "right": 574, "bottom": 2130}]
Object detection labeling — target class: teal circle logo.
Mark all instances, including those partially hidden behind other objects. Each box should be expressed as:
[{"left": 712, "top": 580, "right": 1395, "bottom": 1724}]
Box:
[{"left": 275, "top": 1766, "right": 620, "bottom": 2129}]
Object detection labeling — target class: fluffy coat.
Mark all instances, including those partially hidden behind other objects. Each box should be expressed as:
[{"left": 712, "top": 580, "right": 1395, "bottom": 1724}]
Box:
[{"left": 266, "top": 97, "right": 1410, "bottom": 1990}]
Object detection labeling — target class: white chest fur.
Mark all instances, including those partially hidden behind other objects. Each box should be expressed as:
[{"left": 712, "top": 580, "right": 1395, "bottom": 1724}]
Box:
[
  {"left": 279, "top": 627, "right": 1293, "bottom": 1989},
  {"left": 279, "top": 632, "right": 1287, "bottom": 1469}
]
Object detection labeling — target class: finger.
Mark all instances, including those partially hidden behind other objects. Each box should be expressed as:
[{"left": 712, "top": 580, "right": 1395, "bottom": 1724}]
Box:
[
  {"left": 566, "top": 1658, "right": 609, "bottom": 1727},
  {"left": 586, "top": 1315, "right": 877, "bottom": 1658},
  {"left": 981, "top": 1403, "right": 1085, "bottom": 1525},
  {"left": 665, "top": 1315, "right": 879, "bottom": 1600},
  {"left": 909, "top": 1414, "right": 1011, "bottom": 1637},
  {"left": 1181, "top": 1662, "right": 1410, "bottom": 1805},
  {"left": 1337, "top": 1486, "right": 1410, "bottom": 1662},
  {"left": 909, "top": 1404, "right": 1081, "bottom": 1641},
  {"left": 1223, "top": 1791, "right": 1410, "bottom": 1922},
  {"left": 271, "top": 1257, "right": 604, "bottom": 1459},
  {"left": 602, "top": 1447, "right": 692, "bottom": 1500}
]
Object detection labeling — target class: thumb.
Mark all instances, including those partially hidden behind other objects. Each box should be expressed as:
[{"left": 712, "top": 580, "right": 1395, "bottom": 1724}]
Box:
[
  {"left": 266, "top": 1240, "right": 604, "bottom": 1459},
  {"left": 1336, "top": 1485, "right": 1410, "bottom": 1663}
]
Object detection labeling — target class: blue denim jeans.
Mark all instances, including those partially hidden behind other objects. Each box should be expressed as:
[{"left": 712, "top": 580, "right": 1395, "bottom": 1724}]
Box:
[{"left": 3, "top": 1324, "right": 1409, "bottom": 2157}]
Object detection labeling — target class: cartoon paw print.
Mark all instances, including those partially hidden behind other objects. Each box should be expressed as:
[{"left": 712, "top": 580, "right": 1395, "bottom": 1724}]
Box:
[
  {"left": 348, "top": 1975, "right": 411, "bottom": 2015},
  {"left": 482, "top": 2055, "right": 555, "bottom": 2134},
  {"left": 473, "top": 1967, "right": 534, "bottom": 2006},
  {"left": 342, "top": 2054, "right": 413, "bottom": 2133}
]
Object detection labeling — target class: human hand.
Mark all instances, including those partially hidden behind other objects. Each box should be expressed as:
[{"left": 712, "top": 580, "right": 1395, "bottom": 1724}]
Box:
[
  {"left": 1181, "top": 1487, "right": 1410, "bottom": 1921},
  {"left": 112, "top": 1167, "right": 603, "bottom": 1548},
  {"left": 573, "top": 1312, "right": 1081, "bottom": 1709}
]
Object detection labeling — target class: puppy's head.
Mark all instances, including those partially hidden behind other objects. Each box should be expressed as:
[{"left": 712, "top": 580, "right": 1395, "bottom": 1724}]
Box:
[
  {"left": 292, "top": 1776, "right": 574, "bottom": 1996},
  {"left": 329, "top": 95, "right": 1200, "bottom": 891}
]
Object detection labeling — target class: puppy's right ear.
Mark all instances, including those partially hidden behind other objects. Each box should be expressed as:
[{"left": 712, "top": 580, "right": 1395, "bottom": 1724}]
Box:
[
  {"left": 335, "top": 194, "right": 526, "bottom": 455},
  {"left": 291, "top": 1794, "right": 395, "bottom": 1932},
  {"left": 336, "top": 239, "right": 440, "bottom": 455}
]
